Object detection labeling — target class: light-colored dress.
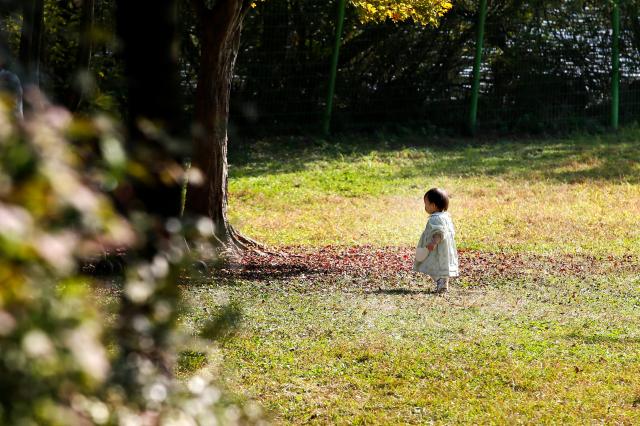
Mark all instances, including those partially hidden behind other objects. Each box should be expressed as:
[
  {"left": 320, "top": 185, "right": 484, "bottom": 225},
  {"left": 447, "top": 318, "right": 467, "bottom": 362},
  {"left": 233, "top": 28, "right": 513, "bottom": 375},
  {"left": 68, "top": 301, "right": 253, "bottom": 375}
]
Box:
[{"left": 414, "top": 212, "right": 459, "bottom": 278}]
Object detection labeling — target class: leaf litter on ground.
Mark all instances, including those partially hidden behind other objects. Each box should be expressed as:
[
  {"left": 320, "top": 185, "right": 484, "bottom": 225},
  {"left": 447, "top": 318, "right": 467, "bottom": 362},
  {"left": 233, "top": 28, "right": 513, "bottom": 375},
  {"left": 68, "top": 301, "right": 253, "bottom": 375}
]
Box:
[{"left": 192, "top": 246, "right": 639, "bottom": 293}]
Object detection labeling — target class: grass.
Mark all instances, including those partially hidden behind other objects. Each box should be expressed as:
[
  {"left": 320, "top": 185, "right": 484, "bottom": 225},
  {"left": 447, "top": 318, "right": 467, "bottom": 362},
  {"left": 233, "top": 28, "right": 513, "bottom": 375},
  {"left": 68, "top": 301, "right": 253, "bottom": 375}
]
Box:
[
  {"left": 176, "top": 129, "right": 640, "bottom": 424},
  {"left": 228, "top": 128, "right": 640, "bottom": 254},
  {"left": 183, "top": 272, "right": 640, "bottom": 424}
]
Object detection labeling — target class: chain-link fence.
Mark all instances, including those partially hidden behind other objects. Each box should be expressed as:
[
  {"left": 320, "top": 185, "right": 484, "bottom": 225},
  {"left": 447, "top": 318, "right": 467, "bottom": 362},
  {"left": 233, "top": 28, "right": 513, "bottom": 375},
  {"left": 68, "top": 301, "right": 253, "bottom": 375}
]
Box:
[{"left": 230, "top": 0, "right": 640, "bottom": 136}]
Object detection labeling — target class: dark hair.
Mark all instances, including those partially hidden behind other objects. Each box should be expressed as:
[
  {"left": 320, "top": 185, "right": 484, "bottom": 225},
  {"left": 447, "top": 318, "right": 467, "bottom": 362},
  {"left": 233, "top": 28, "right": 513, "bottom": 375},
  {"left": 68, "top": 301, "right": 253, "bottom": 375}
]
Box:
[{"left": 424, "top": 188, "right": 449, "bottom": 211}]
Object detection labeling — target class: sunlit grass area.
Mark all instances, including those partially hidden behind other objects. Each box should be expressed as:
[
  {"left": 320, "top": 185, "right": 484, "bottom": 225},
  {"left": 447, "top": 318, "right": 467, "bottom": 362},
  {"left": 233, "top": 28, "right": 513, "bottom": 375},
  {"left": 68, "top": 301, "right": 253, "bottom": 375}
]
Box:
[
  {"left": 183, "top": 270, "right": 640, "bottom": 424},
  {"left": 228, "top": 129, "right": 640, "bottom": 255},
  {"left": 176, "top": 129, "right": 640, "bottom": 424}
]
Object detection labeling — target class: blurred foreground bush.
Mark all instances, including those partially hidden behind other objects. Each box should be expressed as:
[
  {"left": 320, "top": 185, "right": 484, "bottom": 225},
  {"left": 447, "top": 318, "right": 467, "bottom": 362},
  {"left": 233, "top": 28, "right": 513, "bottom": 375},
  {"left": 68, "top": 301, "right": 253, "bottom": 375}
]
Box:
[{"left": 0, "top": 97, "right": 261, "bottom": 425}]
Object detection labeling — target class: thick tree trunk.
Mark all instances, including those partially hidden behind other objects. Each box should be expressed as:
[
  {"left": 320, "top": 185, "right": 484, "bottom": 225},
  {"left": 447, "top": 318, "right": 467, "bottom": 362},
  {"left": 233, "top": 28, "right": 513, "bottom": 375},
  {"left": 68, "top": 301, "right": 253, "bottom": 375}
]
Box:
[
  {"left": 186, "top": 0, "right": 260, "bottom": 253},
  {"left": 114, "top": 0, "right": 183, "bottom": 389},
  {"left": 115, "top": 0, "right": 184, "bottom": 220},
  {"left": 19, "top": 0, "right": 43, "bottom": 86}
]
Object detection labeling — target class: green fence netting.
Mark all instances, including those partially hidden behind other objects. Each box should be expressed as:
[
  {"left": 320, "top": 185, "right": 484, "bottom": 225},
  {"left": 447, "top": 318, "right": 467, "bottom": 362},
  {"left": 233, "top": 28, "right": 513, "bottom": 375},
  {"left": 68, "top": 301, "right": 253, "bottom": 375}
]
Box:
[{"left": 230, "top": 0, "right": 640, "bottom": 136}]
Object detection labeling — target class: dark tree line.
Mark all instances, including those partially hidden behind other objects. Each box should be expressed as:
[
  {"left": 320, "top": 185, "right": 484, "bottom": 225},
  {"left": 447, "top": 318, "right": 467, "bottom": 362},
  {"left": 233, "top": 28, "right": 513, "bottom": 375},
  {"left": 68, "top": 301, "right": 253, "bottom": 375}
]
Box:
[
  {"left": 229, "top": 0, "right": 640, "bottom": 134},
  {"left": 5, "top": 0, "right": 640, "bottom": 134}
]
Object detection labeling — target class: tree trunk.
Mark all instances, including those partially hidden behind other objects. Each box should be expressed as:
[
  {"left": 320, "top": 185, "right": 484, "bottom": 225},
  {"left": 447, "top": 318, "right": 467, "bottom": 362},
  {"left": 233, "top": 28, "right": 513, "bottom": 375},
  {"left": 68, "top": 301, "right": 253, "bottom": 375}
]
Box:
[
  {"left": 77, "top": 0, "right": 95, "bottom": 71},
  {"left": 186, "top": 0, "right": 259, "bottom": 253},
  {"left": 114, "top": 0, "right": 184, "bottom": 390},
  {"left": 19, "top": 0, "right": 43, "bottom": 86},
  {"left": 68, "top": 0, "right": 95, "bottom": 109},
  {"left": 115, "top": 0, "right": 185, "bottom": 220}
]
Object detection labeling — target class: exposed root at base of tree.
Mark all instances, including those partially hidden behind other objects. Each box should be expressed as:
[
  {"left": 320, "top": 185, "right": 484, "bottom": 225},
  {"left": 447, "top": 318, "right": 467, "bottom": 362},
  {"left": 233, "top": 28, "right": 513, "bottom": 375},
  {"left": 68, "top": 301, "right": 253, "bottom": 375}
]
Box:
[
  {"left": 227, "top": 226, "right": 276, "bottom": 255},
  {"left": 189, "top": 226, "right": 286, "bottom": 272}
]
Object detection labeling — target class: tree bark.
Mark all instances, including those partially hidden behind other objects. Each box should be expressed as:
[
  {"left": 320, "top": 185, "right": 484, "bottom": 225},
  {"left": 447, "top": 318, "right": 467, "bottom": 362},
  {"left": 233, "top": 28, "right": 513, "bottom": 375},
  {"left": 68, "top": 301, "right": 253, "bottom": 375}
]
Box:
[
  {"left": 185, "top": 0, "right": 259, "bottom": 253},
  {"left": 19, "top": 0, "right": 43, "bottom": 86}
]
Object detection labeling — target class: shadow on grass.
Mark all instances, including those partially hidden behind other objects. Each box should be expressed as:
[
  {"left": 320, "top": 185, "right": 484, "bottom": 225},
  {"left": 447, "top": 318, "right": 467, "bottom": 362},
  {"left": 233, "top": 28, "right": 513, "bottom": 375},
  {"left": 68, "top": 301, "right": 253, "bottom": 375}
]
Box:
[
  {"left": 214, "top": 263, "right": 325, "bottom": 282},
  {"left": 229, "top": 128, "right": 640, "bottom": 184},
  {"left": 371, "top": 288, "right": 436, "bottom": 295},
  {"left": 563, "top": 332, "right": 640, "bottom": 345}
]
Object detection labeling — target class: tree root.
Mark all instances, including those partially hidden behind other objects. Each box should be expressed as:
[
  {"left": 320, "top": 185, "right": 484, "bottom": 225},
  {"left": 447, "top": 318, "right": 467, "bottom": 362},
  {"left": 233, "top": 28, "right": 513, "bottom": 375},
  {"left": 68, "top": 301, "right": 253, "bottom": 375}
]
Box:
[
  {"left": 227, "top": 225, "right": 288, "bottom": 257},
  {"left": 184, "top": 224, "right": 286, "bottom": 274}
]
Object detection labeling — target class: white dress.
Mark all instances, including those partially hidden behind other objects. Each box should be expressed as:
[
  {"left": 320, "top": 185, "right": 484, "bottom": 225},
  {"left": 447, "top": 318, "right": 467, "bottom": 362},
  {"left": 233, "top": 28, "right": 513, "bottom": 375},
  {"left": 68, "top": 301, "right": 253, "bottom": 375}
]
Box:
[{"left": 413, "top": 212, "right": 459, "bottom": 278}]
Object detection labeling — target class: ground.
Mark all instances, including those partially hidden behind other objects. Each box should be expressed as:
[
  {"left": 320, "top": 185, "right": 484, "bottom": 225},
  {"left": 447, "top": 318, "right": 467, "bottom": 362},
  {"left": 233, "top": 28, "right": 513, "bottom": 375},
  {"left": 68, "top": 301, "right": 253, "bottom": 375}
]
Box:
[{"left": 176, "top": 130, "right": 640, "bottom": 424}]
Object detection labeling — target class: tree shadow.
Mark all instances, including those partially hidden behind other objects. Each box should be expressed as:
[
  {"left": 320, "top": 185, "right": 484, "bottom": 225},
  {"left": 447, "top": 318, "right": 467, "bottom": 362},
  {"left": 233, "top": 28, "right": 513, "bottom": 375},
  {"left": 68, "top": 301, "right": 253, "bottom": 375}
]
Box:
[
  {"left": 563, "top": 332, "right": 640, "bottom": 345},
  {"left": 371, "top": 288, "right": 436, "bottom": 295},
  {"left": 229, "top": 130, "right": 640, "bottom": 184},
  {"left": 213, "top": 261, "right": 327, "bottom": 282}
]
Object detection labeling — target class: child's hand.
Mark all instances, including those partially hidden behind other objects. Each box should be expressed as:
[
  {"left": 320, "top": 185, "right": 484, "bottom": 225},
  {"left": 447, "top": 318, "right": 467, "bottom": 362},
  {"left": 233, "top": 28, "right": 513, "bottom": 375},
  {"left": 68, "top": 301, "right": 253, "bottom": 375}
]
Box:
[{"left": 427, "top": 234, "right": 442, "bottom": 252}]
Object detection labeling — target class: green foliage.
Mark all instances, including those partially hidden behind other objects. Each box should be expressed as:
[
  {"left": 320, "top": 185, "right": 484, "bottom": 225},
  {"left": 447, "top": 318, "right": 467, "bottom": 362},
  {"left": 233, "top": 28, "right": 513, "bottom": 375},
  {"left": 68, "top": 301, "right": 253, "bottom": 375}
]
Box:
[
  {"left": 0, "top": 99, "right": 117, "bottom": 424},
  {"left": 0, "top": 0, "right": 124, "bottom": 112},
  {"left": 4, "top": 0, "right": 639, "bottom": 134},
  {"left": 0, "top": 98, "right": 259, "bottom": 424},
  {"left": 228, "top": 0, "right": 640, "bottom": 134}
]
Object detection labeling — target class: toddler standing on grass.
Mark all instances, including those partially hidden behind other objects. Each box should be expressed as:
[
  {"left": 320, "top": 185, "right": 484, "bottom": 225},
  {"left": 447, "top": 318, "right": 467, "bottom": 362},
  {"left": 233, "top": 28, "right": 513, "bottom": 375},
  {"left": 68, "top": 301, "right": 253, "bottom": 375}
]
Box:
[{"left": 414, "top": 188, "right": 459, "bottom": 293}]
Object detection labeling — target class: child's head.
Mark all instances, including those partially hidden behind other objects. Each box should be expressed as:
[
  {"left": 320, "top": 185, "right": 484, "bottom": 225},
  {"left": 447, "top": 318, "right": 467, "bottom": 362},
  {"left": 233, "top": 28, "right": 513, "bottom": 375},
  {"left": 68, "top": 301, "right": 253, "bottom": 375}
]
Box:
[{"left": 424, "top": 188, "right": 449, "bottom": 213}]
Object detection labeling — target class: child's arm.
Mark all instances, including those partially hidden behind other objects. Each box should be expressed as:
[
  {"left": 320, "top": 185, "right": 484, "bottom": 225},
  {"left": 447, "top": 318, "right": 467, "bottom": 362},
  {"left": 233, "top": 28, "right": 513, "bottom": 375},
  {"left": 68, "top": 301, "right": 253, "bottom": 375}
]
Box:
[{"left": 427, "top": 232, "right": 443, "bottom": 251}]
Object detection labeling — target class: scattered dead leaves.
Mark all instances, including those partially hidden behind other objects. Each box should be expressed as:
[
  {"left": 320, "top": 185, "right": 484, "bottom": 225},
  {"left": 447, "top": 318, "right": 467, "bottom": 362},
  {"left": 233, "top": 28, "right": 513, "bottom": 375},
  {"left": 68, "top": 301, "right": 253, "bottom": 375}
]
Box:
[{"left": 211, "top": 246, "right": 638, "bottom": 292}]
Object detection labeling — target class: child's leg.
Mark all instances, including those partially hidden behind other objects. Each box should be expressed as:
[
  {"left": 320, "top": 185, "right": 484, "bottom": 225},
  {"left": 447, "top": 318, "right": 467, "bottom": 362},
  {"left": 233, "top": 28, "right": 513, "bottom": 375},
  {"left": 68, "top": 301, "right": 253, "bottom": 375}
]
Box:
[{"left": 435, "top": 277, "right": 449, "bottom": 293}]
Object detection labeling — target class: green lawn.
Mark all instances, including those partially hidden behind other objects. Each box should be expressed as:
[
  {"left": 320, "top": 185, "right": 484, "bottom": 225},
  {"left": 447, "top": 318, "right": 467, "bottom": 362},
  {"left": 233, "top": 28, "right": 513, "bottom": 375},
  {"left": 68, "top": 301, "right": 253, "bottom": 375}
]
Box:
[
  {"left": 180, "top": 130, "right": 640, "bottom": 424},
  {"left": 228, "top": 129, "right": 640, "bottom": 254}
]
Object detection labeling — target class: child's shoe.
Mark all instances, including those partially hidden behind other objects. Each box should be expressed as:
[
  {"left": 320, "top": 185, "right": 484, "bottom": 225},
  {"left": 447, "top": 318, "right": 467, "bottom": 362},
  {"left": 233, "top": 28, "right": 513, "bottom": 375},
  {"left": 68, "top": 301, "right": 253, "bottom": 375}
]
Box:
[{"left": 435, "top": 278, "right": 449, "bottom": 293}]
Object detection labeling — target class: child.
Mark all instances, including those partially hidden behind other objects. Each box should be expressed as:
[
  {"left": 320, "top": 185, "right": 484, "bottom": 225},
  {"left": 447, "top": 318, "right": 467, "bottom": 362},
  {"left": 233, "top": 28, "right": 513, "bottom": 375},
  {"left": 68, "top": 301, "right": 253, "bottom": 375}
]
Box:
[{"left": 414, "top": 188, "right": 459, "bottom": 293}]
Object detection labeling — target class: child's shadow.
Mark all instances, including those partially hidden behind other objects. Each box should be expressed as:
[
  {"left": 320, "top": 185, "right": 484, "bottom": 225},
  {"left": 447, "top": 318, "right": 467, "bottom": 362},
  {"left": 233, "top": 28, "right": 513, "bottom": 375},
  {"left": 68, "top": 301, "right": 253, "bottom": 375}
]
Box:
[{"left": 371, "top": 288, "right": 438, "bottom": 295}]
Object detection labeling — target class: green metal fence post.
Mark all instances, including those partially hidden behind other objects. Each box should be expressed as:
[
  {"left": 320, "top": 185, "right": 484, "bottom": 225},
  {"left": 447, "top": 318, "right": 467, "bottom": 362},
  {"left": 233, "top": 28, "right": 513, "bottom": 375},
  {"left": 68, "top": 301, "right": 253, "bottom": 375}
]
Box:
[
  {"left": 468, "top": 0, "right": 488, "bottom": 136},
  {"left": 323, "top": 0, "right": 347, "bottom": 136},
  {"left": 611, "top": 0, "right": 620, "bottom": 130}
]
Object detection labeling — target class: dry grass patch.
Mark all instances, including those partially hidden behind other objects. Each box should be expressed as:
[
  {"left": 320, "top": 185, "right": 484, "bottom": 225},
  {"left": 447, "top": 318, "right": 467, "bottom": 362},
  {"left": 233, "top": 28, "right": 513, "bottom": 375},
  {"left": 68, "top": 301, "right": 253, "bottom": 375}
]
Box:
[
  {"left": 229, "top": 132, "right": 640, "bottom": 255},
  {"left": 230, "top": 180, "right": 640, "bottom": 255}
]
